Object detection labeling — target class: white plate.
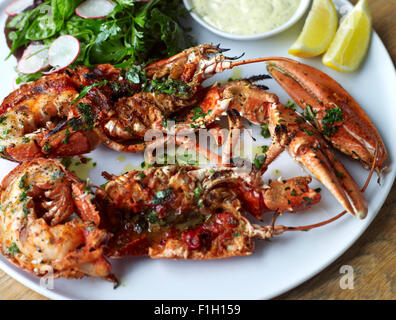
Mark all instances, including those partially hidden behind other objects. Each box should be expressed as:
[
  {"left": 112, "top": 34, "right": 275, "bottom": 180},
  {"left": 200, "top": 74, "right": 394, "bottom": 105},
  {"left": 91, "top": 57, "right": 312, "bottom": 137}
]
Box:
[{"left": 0, "top": 0, "right": 395, "bottom": 300}]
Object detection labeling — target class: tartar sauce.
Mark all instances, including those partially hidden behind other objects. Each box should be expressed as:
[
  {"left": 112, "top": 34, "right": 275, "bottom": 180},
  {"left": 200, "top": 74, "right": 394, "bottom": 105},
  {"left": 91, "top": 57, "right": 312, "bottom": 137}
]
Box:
[{"left": 191, "top": 0, "right": 301, "bottom": 35}]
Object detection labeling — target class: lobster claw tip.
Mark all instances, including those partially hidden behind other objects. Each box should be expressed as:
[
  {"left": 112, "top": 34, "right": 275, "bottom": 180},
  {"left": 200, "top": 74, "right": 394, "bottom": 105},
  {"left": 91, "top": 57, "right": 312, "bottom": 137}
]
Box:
[
  {"left": 300, "top": 147, "right": 368, "bottom": 219},
  {"left": 356, "top": 208, "right": 368, "bottom": 220},
  {"left": 213, "top": 44, "right": 230, "bottom": 53}
]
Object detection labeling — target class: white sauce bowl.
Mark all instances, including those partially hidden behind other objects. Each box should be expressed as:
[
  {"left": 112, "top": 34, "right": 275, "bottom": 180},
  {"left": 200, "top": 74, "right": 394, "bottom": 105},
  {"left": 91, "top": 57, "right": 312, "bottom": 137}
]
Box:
[{"left": 183, "top": 0, "right": 311, "bottom": 40}]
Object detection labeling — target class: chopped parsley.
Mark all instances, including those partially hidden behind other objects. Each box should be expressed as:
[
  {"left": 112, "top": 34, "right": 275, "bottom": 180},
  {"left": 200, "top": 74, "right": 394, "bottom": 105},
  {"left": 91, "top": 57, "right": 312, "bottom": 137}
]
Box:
[
  {"left": 19, "top": 173, "right": 28, "bottom": 189},
  {"left": 151, "top": 188, "right": 173, "bottom": 205},
  {"left": 0, "top": 115, "right": 7, "bottom": 125},
  {"left": 190, "top": 107, "right": 205, "bottom": 122},
  {"left": 61, "top": 157, "right": 72, "bottom": 168},
  {"left": 137, "top": 172, "right": 146, "bottom": 180},
  {"left": 260, "top": 124, "right": 271, "bottom": 138},
  {"left": 7, "top": 242, "right": 20, "bottom": 257},
  {"left": 76, "top": 103, "right": 95, "bottom": 129},
  {"left": 23, "top": 203, "right": 29, "bottom": 217},
  {"left": 254, "top": 154, "right": 267, "bottom": 170},
  {"left": 322, "top": 106, "right": 343, "bottom": 125},
  {"left": 285, "top": 100, "right": 297, "bottom": 110},
  {"left": 261, "top": 145, "right": 269, "bottom": 153},
  {"left": 125, "top": 65, "right": 192, "bottom": 97},
  {"left": 194, "top": 186, "right": 202, "bottom": 199},
  {"left": 147, "top": 210, "right": 159, "bottom": 224},
  {"left": 19, "top": 189, "right": 29, "bottom": 202},
  {"left": 43, "top": 143, "right": 51, "bottom": 153},
  {"left": 62, "top": 129, "right": 70, "bottom": 145},
  {"left": 69, "top": 117, "right": 83, "bottom": 131},
  {"left": 321, "top": 106, "right": 343, "bottom": 137}
]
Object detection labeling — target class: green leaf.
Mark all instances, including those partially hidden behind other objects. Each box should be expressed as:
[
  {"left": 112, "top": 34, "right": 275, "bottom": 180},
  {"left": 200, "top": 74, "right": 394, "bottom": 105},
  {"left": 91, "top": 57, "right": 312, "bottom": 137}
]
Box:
[
  {"left": 26, "top": 15, "right": 57, "bottom": 40},
  {"left": 89, "top": 39, "right": 128, "bottom": 64},
  {"left": 71, "top": 80, "right": 108, "bottom": 104}
]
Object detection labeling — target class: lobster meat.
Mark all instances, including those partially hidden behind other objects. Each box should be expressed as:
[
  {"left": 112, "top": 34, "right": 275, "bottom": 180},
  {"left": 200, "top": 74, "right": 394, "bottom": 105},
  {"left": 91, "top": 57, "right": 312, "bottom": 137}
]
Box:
[
  {"left": 0, "top": 159, "right": 116, "bottom": 284},
  {"left": 97, "top": 165, "right": 321, "bottom": 259}
]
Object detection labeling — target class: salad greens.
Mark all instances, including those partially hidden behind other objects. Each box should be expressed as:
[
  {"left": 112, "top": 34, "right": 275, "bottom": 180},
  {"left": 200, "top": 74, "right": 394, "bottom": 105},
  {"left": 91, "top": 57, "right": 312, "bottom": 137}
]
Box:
[{"left": 6, "top": 0, "right": 193, "bottom": 82}]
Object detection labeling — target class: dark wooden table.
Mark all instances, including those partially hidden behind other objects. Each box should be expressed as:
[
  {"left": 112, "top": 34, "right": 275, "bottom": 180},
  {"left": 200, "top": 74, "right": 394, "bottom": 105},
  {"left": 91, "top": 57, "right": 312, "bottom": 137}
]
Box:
[{"left": 0, "top": 0, "right": 395, "bottom": 300}]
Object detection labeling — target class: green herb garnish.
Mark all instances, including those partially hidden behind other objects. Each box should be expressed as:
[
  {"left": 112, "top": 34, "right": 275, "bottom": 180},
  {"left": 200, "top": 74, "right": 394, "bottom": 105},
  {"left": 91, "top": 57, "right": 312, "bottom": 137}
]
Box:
[
  {"left": 19, "top": 173, "right": 28, "bottom": 189},
  {"left": 285, "top": 100, "right": 297, "bottom": 110},
  {"left": 71, "top": 80, "right": 108, "bottom": 105},
  {"left": 194, "top": 186, "right": 201, "bottom": 199},
  {"left": 7, "top": 242, "right": 20, "bottom": 257},
  {"left": 76, "top": 103, "right": 95, "bottom": 129},
  {"left": 43, "top": 143, "right": 51, "bottom": 153},
  {"left": 254, "top": 154, "right": 267, "bottom": 170},
  {"left": 151, "top": 188, "right": 173, "bottom": 205},
  {"left": 260, "top": 124, "right": 271, "bottom": 138}
]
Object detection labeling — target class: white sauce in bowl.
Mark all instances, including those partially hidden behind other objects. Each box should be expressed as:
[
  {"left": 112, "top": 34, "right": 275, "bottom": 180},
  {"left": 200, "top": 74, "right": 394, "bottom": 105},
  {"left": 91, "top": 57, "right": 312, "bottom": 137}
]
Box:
[{"left": 190, "top": 0, "right": 301, "bottom": 35}]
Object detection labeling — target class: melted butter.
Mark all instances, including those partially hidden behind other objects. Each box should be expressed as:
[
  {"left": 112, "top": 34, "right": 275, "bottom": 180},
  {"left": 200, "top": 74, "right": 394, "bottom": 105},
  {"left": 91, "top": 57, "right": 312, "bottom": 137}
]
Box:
[
  {"left": 272, "top": 169, "right": 282, "bottom": 177},
  {"left": 121, "top": 164, "right": 139, "bottom": 174},
  {"left": 230, "top": 67, "right": 243, "bottom": 80},
  {"left": 68, "top": 157, "right": 96, "bottom": 181},
  {"left": 191, "top": 0, "right": 301, "bottom": 35}
]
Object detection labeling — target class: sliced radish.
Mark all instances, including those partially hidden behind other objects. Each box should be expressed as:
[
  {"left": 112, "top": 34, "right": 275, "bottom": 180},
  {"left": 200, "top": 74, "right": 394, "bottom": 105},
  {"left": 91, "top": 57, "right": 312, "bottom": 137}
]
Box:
[
  {"left": 17, "top": 43, "right": 49, "bottom": 74},
  {"left": 75, "top": 0, "right": 115, "bottom": 19},
  {"left": 45, "top": 35, "right": 80, "bottom": 74},
  {"left": 5, "top": 0, "right": 34, "bottom": 16}
]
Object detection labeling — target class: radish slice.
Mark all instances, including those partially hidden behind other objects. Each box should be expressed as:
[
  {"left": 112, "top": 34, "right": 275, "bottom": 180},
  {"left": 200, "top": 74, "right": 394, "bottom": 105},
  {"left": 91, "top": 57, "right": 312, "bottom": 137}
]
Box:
[
  {"left": 75, "top": 0, "right": 115, "bottom": 19},
  {"left": 46, "top": 35, "right": 80, "bottom": 74},
  {"left": 5, "top": 0, "right": 34, "bottom": 16},
  {"left": 17, "top": 43, "right": 49, "bottom": 74}
]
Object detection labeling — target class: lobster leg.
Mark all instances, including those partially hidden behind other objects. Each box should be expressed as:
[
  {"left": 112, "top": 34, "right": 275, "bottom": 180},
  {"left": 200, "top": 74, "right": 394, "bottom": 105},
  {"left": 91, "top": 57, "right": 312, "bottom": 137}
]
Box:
[{"left": 222, "top": 109, "right": 243, "bottom": 166}]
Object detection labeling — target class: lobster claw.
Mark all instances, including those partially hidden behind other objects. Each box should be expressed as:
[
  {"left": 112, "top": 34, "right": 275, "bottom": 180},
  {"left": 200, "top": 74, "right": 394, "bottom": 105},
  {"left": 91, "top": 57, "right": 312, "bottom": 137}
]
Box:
[
  {"left": 265, "top": 58, "right": 387, "bottom": 171},
  {"left": 268, "top": 104, "right": 368, "bottom": 219}
]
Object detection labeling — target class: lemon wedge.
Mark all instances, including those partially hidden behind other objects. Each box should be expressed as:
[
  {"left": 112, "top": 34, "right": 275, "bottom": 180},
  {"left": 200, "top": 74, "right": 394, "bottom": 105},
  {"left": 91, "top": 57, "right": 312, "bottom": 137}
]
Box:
[
  {"left": 323, "top": 0, "right": 372, "bottom": 72},
  {"left": 289, "top": 0, "right": 338, "bottom": 58}
]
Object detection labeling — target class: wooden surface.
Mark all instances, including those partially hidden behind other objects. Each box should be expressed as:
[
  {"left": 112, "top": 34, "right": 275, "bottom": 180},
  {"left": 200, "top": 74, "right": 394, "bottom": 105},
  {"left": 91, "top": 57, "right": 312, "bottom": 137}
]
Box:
[{"left": 0, "top": 0, "right": 395, "bottom": 300}]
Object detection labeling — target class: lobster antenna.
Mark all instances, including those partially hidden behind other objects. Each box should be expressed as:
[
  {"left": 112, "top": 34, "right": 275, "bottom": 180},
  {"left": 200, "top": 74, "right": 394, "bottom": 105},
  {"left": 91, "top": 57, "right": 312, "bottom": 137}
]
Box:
[
  {"left": 275, "top": 143, "right": 379, "bottom": 233},
  {"left": 231, "top": 57, "right": 295, "bottom": 68},
  {"left": 361, "top": 141, "right": 378, "bottom": 192},
  {"left": 279, "top": 210, "right": 347, "bottom": 233}
]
